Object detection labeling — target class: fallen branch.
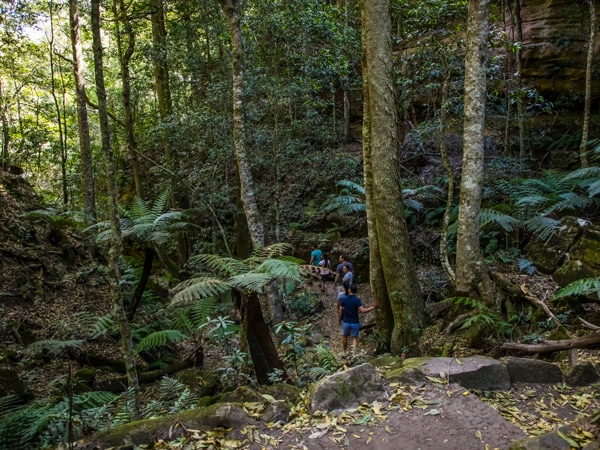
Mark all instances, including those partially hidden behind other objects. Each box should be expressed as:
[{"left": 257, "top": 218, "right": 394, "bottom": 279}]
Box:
[
  {"left": 445, "top": 311, "right": 477, "bottom": 334},
  {"left": 579, "top": 317, "right": 600, "bottom": 331},
  {"left": 501, "top": 332, "right": 600, "bottom": 353},
  {"left": 520, "top": 283, "right": 575, "bottom": 339}
]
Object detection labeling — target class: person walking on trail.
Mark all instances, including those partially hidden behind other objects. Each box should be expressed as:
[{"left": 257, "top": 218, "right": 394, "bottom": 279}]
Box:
[
  {"left": 338, "top": 284, "right": 377, "bottom": 354},
  {"left": 341, "top": 264, "right": 353, "bottom": 287},
  {"left": 309, "top": 243, "right": 322, "bottom": 277},
  {"left": 318, "top": 254, "right": 332, "bottom": 295},
  {"left": 334, "top": 254, "right": 353, "bottom": 293}
]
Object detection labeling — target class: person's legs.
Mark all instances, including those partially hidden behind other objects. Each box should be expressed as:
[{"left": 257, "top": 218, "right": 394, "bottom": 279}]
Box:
[
  {"left": 349, "top": 324, "right": 360, "bottom": 353},
  {"left": 341, "top": 322, "right": 352, "bottom": 353}
]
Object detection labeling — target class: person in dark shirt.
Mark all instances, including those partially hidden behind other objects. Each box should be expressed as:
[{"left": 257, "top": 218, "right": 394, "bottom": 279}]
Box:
[
  {"left": 338, "top": 283, "right": 377, "bottom": 353},
  {"left": 334, "top": 254, "right": 353, "bottom": 293}
]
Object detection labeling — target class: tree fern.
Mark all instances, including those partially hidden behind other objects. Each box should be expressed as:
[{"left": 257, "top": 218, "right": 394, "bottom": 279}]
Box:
[
  {"left": 190, "top": 254, "right": 250, "bottom": 277},
  {"left": 228, "top": 273, "right": 273, "bottom": 293},
  {"left": 553, "top": 277, "right": 600, "bottom": 300},
  {"left": 172, "top": 276, "right": 231, "bottom": 306},
  {"left": 134, "top": 329, "right": 188, "bottom": 354},
  {"left": 255, "top": 258, "right": 303, "bottom": 282}
]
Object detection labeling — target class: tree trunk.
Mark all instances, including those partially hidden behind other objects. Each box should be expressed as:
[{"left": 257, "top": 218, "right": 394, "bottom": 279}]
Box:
[
  {"left": 361, "top": 26, "right": 393, "bottom": 352},
  {"left": 0, "top": 80, "right": 9, "bottom": 169},
  {"left": 114, "top": 0, "right": 143, "bottom": 198},
  {"left": 48, "top": 1, "right": 68, "bottom": 206},
  {"left": 69, "top": 0, "right": 96, "bottom": 224},
  {"left": 219, "top": 0, "right": 265, "bottom": 250},
  {"left": 128, "top": 247, "right": 154, "bottom": 320},
  {"left": 91, "top": 0, "right": 140, "bottom": 419},
  {"left": 513, "top": 0, "right": 526, "bottom": 160},
  {"left": 439, "top": 76, "right": 456, "bottom": 284},
  {"left": 580, "top": 0, "right": 596, "bottom": 168},
  {"left": 455, "top": 0, "right": 495, "bottom": 304},
  {"left": 242, "top": 292, "right": 289, "bottom": 384},
  {"left": 362, "top": 0, "right": 425, "bottom": 354}
]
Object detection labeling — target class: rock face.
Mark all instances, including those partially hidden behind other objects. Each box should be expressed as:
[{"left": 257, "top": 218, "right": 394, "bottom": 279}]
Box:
[
  {"left": 501, "top": 356, "right": 564, "bottom": 384},
  {"left": 525, "top": 217, "right": 600, "bottom": 292},
  {"left": 514, "top": 0, "right": 600, "bottom": 99},
  {"left": 564, "top": 362, "right": 600, "bottom": 386}
]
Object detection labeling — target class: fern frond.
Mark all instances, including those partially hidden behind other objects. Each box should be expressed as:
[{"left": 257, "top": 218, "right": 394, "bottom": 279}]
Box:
[
  {"left": 524, "top": 216, "right": 561, "bottom": 241},
  {"left": 0, "top": 395, "right": 23, "bottom": 418},
  {"left": 336, "top": 179, "right": 365, "bottom": 194},
  {"left": 172, "top": 277, "right": 231, "bottom": 306},
  {"left": 514, "top": 195, "right": 551, "bottom": 209},
  {"left": 479, "top": 208, "right": 522, "bottom": 232},
  {"left": 190, "top": 254, "right": 250, "bottom": 277},
  {"left": 545, "top": 192, "right": 592, "bottom": 214},
  {"left": 260, "top": 243, "right": 294, "bottom": 259},
  {"left": 135, "top": 330, "right": 188, "bottom": 353},
  {"left": 73, "top": 391, "right": 118, "bottom": 410},
  {"left": 91, "top": 315, "right": 118, "bottom": 339},
  {"left": 190, "top": 297, "right": 217, "bottom": 326},
  {"left": 228, "top": 273, "right": 273, "bottom": 293},
  {"left": 129, "top": 196, "right": 152, "bottom": 220},
  {"left": 255, "top": 259, "right": 302, "bottom": 282},
  {"left": 554, "top": 277, "right": 600, "bottom": 300},
  {"left": 403, "top": 198, "right": 424, "bottom": 212},
  {"left": 152, "top": 190, "right": 171, "bottom": 217},
  {"left": 562, "top": 166, "right": 600, "bottom": 183}
]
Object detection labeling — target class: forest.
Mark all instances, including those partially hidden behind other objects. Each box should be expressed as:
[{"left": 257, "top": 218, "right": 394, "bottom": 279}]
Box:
[{"left": 0, "top": 0, "right": 600, "bottom": 448}]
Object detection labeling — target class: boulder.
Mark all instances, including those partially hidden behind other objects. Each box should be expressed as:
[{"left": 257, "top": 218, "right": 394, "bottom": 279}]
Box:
[
  {"left": 510, "top": 424, "right": 588, "bottom": 450},
  {"left": 501, "top": 356, "right": 563, "bottom": 384},
  {"left": 309, "top": 363, "right": 387, "bottom": 413},
  {"left": 564, "top": 362, "right": 600, "bottom": 386},
  {"left": 524, "top": 216, "right": 582, "bottom": 273},
  {"left": 176, "top": 369, "right": 220, "bottom": 398},
  {"left": 394, "top": 356, "right": 511, "bottom": 390}
]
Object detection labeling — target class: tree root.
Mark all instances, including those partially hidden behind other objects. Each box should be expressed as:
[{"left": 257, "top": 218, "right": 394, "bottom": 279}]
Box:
[{"left": 501, "top": 332, "right": 600, "bottom": 353}]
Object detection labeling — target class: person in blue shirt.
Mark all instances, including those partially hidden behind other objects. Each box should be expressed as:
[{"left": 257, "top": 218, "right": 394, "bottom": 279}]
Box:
[
  {"left": 309, "top": 243, "right": 322, "bottom": 275},
  {"left": 338, "top": 283, "right": 377, "bottom": 353},
  {"left": 334, "top": 254, "right": 353, "bottom": 293}
]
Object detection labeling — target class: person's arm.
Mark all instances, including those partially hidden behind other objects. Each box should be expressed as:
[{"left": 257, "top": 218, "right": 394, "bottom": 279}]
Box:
[
  {"left": 359, "top": 302, "right": 378, "bottom": 314},
  {"left": 338, "top": 304, "right": 343, "bottom": 324}
]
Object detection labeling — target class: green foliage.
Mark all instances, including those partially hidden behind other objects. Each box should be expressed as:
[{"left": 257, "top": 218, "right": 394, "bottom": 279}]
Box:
[
  {"left": 554, "top": 277, "right": 600, "bottom": 301},
  {"left": 288, "top": 291, "right": 320, "bottom": 318},
  {"left": 443, "top": 297, "right": 511, "bottom": 336},
  {"left": 141, "top": 376, "right": 199, "bottom": 418},
  {"left": 134, "top": 329, "right": 189, "bottom": 354}
]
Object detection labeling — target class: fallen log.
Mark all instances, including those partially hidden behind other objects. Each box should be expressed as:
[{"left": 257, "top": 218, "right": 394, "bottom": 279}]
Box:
[{"left": 501, "top": 332, "right": 600, "bottom": 353}]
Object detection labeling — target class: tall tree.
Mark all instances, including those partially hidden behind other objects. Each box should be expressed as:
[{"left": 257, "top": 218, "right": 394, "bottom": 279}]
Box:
[
  {"left": 512, "top": 0, "right": 526, "bottom": 160},
  {"left": 113, "top": 0, "right": 143, "bottom": 198},
  {"left": 218, "top": 0, "right": 264, "bottom": 250},
  {"left": 454, "top": 0, "right": 494, "bottom": 302},
  {"left": 362, "top": 0, "right": 425, "bottom": 354},
  {"left": 47, "top": 0, "right": 69, "bottom": 205},
  {"left": 91, "top": 0, "right": 140, "bottom": 418},
  {"left": 69, "top": 0, "right": 96, "bottom": 224},
  {"left": 580, "top": 0, "right": 596, "bottom": 168}
]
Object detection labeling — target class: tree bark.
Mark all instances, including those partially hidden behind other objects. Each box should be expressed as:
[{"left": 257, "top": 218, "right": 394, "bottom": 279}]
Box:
[
  {"left": 91, "top": 0, "right": 140, "bottom": 418},
  {"left": 361, "top": 24, "right": 393, "bottom": 351},
  {"left": 128, "top": 247, "right": 154, "bottom": 320},
  {"left": 242, "top": 292, "right": 289, "bottom": 384},
  {"left": 219, "top": 0, "right": 265, "bottom": 251},
  {"left": 69, "top": 0, "right": 96, "bottom": 225},
  {"left": 362, "top": 0, "right": 425, "bottom": 354},
  {"left": 114, "top": 0, "right": 143, "bottom": 198},
  {"left": 580, "top": 0, "right": 596, "bottom": 168},
  {"left": 512, "top": 0, "right": 526, "bottom": 160},
  {"left": 0, "top": 80, "right": 9, "bottom": 170},
  {"left": 455, "top": 0, "right": 495, "bottom": 304}
]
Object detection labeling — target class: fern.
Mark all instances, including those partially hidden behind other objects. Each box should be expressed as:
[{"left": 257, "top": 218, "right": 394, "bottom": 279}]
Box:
[
  {"left": 228, "top": 273, "right": 273, "bottom": 292},
  {"left": 0, "top": 395, "right": 23, "bottom": 418},
  {"left": 524, "top": 216, "right": 561, "bottom": 242},
  {"left": 554, "top": 277, "right": 600, "bottom": 300},
  {"left": 172, "top": 276, "right": 231, "bottom": 306},
  {"left": 255, "top": 258, "right": 303, "bottom": 281},
  {"left": 190, "top": 254, "right": 250, "bottom": 277},
  {"left": 135, "top": 329, "right": 188, "bottom": 354},
  {"left": 479, "top": 208, "right": 522, "bottom": 232},
  {"left": 258, "top": 243, "right": 295, "bottom": 259}
]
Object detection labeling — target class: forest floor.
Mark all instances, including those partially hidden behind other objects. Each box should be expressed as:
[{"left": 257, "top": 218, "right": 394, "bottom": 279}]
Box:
[{"left": 230, "top": 278, "right": 599, "bottom": 450}]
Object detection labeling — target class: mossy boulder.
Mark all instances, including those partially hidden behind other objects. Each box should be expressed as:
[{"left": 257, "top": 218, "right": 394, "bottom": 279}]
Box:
[
  {"left": 176, "top": 368, "right": 220, "bottom": 397},
  {"left": 524, "top": 216, "right": 582, "bottom": 273},
  {"left": 309, "top": 363, "right": 387, "bottom": 413},
  {"left": 564, "top": 362, "right": 600, "bottom": 386},
  {"left": 80, "top": 403, "right": 256, "bottom": 449},
  {"left": 369, "top": 355, "right": 403, "bottom": 369}
]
